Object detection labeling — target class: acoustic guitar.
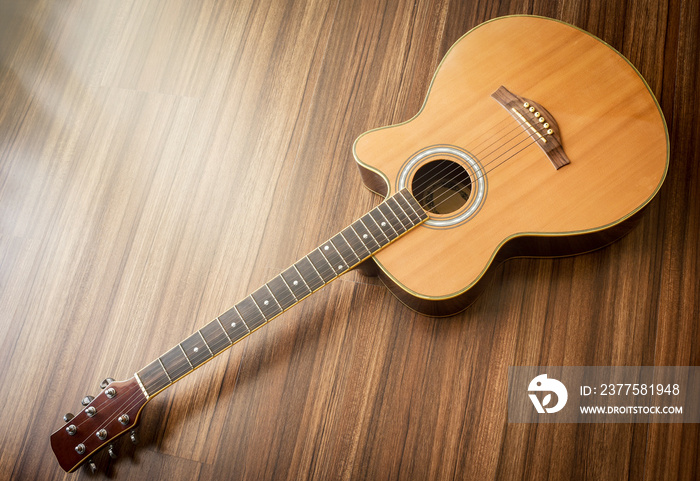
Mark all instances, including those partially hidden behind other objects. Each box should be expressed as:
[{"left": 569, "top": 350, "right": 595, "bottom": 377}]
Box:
[{"left": 50, "top": 15, "right": 668, "bottom": 473}]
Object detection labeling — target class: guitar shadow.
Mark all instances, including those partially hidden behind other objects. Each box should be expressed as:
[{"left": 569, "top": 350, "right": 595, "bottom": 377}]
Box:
[{"left": 95, "top": 252, "right": 605, "bottom": 476}]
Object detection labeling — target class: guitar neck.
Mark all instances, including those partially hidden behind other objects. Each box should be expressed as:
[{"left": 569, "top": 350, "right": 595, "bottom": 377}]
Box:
[{"left": 134, "top": 188, "right": 428, "bottom": 399}]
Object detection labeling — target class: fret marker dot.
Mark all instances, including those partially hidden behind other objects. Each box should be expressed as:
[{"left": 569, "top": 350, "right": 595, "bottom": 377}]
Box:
[
  {"left": 381, "top": 222, "right": 386, "bottom": 227},
  {"left": 338, "top": 265, "right": 343, "bottom": 270},
  {"left": 293, "top": 280, "right": 298, "bottom": 286},
  {"left": 231, "top": 322, "right": 236, "bottom": 327},
  {"left": 324, "top": 245, "right": 329, "bottom": 251},
  {"left": 264, "top": 300, "right": 269, "bottom": 306},
  {"left": 193, "top": 347, "right": 199, "bottom": 353},
  {"left": 363, "top": 234, "right": 368, "bottom": 239}
]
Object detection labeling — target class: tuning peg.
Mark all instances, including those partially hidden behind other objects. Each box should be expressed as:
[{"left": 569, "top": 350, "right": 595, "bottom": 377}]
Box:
[
  {"left": 63, "top": 412, "right": 74, "bottom": 422},
  {"left": 100, "top": 378, "right": 115, "bottom": 389},
  {"left": 86, "top": 458, "right": 97, "bottom": 474},
  {"left": 129, "top": 429, "right": 138, "bottom": 445},
  {"left": 81, "top": 395, "right": 94, "bottom": 406},
  {"left": 108, "top": 444, "right": 118, "bottom": 459}
]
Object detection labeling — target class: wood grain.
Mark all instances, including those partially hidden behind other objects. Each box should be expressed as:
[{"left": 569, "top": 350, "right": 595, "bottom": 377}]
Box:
[{"left": 0, "top": 0, "right": 697, "bottom": 480}]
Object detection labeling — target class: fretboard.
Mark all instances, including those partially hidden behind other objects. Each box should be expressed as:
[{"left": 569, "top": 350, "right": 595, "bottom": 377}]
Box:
[{"left": 135, "top": 188, "right": 428, "bottom": 398}]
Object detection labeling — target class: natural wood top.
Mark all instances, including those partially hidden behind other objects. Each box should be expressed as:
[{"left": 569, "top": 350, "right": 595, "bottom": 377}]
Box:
[{"left": 355, "top": 16, "right": 667, "bottom": 298}]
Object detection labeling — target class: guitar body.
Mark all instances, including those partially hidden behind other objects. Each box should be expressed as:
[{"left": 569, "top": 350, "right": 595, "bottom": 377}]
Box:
[{"left": 354, "top": 16, "right": 668, "bottom": 315}]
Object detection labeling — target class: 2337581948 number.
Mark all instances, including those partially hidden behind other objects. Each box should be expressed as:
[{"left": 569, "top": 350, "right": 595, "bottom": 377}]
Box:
[{"left": 599, "top": 384, "right": 680, "bottom": 396}]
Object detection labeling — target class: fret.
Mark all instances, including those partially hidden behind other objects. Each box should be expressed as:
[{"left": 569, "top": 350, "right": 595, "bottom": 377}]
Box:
[
  {"left": 200, "top": 319, "right": 231, "bottom": 355},
  {"left": 179, "top": 344, "right": 193, "bottom": 368},
  {"left": 199, "top": 330, "right": 214, "bottom": 355},
  {"left": 307, "top": 250, "right": 336, "bottom": 282},
  {"left": 395, "top": 190, "right": 422, "bottom": 224},
  {"left": 331, "top": 233, "right": 361, "bottom": 266},
  {"left": 180, "top": 331, "right": 213, "bottom": 368},
  {"left": 377, "top": 202, "right": 406, "bottom": 234},
  {"left": 361, "top": 213, "right": 389, "bottom": 246},
  {"left": 369, "top": 208, "right": 398, "bottom": 241},
  {"left": 281, "top": 265, "right": 313, "bottom": 299},
  {"left": 267, "top": 275, "right": 297, "bottom": 310},
  {"left": 160, "top": 345, "right": 192, "bottom": 381},
  {"left": 158, "top": 359, "right": 172, "bottom": 382},
  {"left": 137, "top": 360, "right": 171, "bottom": 396},
  {"left": 341, "top": 227, "right": 371, "bottom": 258},
  {"left": 404, "top": 193, "right": 428, "bottom": 221},
  {"left": 295, "top": 257, "right": 325, "bottom": 291},
  {"left": 251, "top": 285, "right": 283, "bottom": 320},
  {"left": 319, "top": 241, "right": 348, "bottom": 274},
  {"left": 216, "top": 317, "right": 232, "bottom": 343},
  {"left": 218, "top": 306, "right": 250, "bottom": 343},
  {"left": 386, "top": 197, "right": 413, "bottom": 229},
  {"left": 236, "top": 296, "right": 267, "bottom": 331},
  {"left": 351, "top": 220, "right": 380, "bottom": 252},
  {"left": 401, "top": 189, "right": 428, "bottom": 221}
]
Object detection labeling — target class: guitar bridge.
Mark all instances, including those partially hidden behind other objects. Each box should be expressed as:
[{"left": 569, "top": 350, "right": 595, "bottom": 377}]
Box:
[{"left": 491, "top": 85, "right": 570, "bottom": 169}]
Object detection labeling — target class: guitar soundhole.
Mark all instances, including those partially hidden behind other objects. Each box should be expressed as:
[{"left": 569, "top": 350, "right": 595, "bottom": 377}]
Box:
[{"left": 411, "top": 159, "right": 472, "bottom": 214}]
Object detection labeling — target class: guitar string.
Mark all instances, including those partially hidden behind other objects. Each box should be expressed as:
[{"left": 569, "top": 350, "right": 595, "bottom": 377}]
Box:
[
  {"left": 408, "top": 117, "right": 525, "bottom": 195},
  {"left": 424, "top": 125, "right": 550, "bottom": 213},
  {"left": 409, "top": 120, "right": 551, "bottom": 213},
  {"left": 409, "top": 125, "right": 530, "bottom": 202},
  {"left": 407, "top": 112, "right": 547, "bottom": 200},
  {"left": 415, "top": 117, "right": 556, "bottom": 214},
  {"left": 424, "top": 140, "right": 540, "bottom": 215}
]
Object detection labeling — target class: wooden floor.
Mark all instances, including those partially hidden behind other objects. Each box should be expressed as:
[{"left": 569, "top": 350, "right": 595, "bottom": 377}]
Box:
[{"left": 0, "top": 0, "right": 698, "bottom": 479}]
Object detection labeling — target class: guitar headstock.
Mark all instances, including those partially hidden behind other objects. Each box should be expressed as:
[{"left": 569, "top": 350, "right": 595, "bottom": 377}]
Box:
[{"left": 50, "top": 377, "right": 148, "bottom": 472}]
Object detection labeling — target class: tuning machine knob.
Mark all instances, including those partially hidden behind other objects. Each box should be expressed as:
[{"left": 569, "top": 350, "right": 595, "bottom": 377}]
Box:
[
  {"left": 63, "top": 412, "right": 74, "bottom": 422},
  {"left": 86, "top": 458, "right": 97, "bottom": 474},
  {"left": 129, "top": 429, "right": 138, "bottom": 445},
  {"left": 108, "top": 444, "right": 118, "bottom": 459},
  {"left": 100, "top": 378, "right": 115, "bottom": 389},
  {"left": 81, "top": 395, "right": 94, "bottom": 406}
]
